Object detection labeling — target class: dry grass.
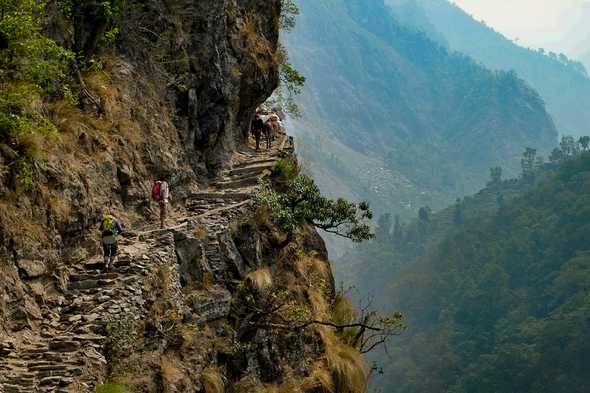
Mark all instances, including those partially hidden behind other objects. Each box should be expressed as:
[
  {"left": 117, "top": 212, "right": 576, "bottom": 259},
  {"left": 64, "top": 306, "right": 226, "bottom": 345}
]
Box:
[
  {"left": 330, "top": 294, "right": 356, "bottom": 326},
  {"left": 319, "top": 328, "right": 368, "bottom": 393},
  {"left": 301, "top": 361, "right": 335, "bottom": 393},
  {"left": 252, "top": 204, "right": 270, "bottom": 227},
  {"left": 256, "top": 380, "right": 301, "bottom": 393},
  {"left": 47, "top": 100, "right": 87, "bottom": 135},
  {"left": 153, "top": 264, "right": 172, "bottom": 294},
  {"left": 257, "top": 364, "right": 335, "bottom": 393},
  {"left": 300, "top": 293, "right": 368, "bottom": 393},
  {"left": 295, "top": 254, "right": 331, "bottom": 281},
  {"left": 194, "top": 224, "right": 208, "bottom": 241},
  {"left": 330, "top": 294, "right": 360, "bottom": 347},
  {"left": 295, "top": 254, "right": 332, "bottom": 295},
  {"left": 246, "top": 268, "right": 273, "bottom": 292},
  {"left": 240, "top": 15, "right": 274, "bottom": 70},
  {"left": 46, "top": 191, "right": 72, "bottom": 221},
  {"left": 307, "top": 288, "right": 329, "bottom": 320},
  {"left": 160, "top": 355, "right": 183, "bottom": 389},
  {"left": 201, "top": 367, "right": 225, "bottom": 393},
  {"left": 201, "top": 271, "right": 215, "bottom": 290}
]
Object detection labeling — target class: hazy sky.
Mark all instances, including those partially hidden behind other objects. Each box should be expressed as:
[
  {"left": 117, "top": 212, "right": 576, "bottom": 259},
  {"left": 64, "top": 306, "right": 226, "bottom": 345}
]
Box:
[{"left": 451, "top": 0, "right": 590, "bottom": 58}]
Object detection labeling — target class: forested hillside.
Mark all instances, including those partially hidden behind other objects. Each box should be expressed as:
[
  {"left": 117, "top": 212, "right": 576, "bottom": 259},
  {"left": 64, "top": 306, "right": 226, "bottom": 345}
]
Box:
[
  {"left": 285, "top": 0, "right": 557, "bottom": 219},
  {"left": 343, "top": 143, "right": 590, "bottom": 393},
  {"left": 386, "top": 0, "right": 590, "bottom": 137}
]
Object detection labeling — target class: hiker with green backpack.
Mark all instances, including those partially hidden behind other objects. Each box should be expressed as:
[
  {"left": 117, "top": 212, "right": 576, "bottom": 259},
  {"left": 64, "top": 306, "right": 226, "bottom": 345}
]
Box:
[{"left": 99, "top": 212, "right": 124, "bottom": 270}]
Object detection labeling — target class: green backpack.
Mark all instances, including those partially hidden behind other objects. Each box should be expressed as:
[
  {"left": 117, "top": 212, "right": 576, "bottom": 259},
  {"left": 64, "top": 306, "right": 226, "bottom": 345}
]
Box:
[{"left": 102, "top": 214, "right": 115, "bottom": 235}]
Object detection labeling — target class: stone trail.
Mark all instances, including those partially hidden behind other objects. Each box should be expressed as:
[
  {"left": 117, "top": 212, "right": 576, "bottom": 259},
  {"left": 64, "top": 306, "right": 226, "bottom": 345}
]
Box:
[{"left": 0, "top": 134, "right": 293, "bottom": 393}]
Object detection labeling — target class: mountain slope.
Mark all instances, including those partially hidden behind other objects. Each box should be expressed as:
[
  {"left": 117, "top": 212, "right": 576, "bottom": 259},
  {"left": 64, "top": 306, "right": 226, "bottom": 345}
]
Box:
[
  {"left": 371, "top": 151, "right": 590, "bottom": 393},
  {"left": 285, "top": 0, "right": 557, "bottom": 218},
  {"left": 386, "top": 0, "right": 590, "bottom": 137}
]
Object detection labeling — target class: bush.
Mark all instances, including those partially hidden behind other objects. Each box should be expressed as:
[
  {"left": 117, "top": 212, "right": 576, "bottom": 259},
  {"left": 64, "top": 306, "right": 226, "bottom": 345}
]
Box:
[
  {"left": 252, "top": 175, "right": 373, "bottom": 243},
  {"left": 0, "top": 0, "right": 73, "bottom": 191},
  {"left": 272, "top": 159, "right": 299, "bottom": 184}
]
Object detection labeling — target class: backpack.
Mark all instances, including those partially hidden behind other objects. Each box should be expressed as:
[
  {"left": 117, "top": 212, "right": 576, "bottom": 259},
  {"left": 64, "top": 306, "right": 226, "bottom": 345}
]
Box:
[
  {"left": 102, "top": 214, "right": 115, "bottom": 235},
  {"left": 151, "top": 181, "right": 162, "bottom": 200}
]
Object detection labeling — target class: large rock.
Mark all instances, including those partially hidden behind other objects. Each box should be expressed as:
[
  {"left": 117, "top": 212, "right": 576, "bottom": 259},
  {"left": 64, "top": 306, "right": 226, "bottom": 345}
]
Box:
[
  {"left": 219, "top": 231, "right": 246, "bottom": 279},
  {"left": 189, "top": 289, "right": 232, "bottom": 323},
  {"left": 17, "top": 259, "right": 47, "bottom": 279},
  {"left": 174, "top": 232, "right": 205, "bottom": 287},
  {"left": 232, "top": 222, "right": 263, "bottom": 269},
  {"left": 116, "top": 0, "right": 282, "bottom": 174}
]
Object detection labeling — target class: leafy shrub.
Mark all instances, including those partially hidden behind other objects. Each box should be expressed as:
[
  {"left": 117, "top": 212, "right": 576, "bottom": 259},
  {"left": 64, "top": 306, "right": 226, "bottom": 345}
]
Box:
[
  {"left": 0, "top": 0, "right": 73, "bottom": 191},
  {"left": 252, "top": 175, "right": 373, "bottom": 244},
  {"left": 272, "top": 158, "right": 299, "bottom": 184},
  {"left": 105, "top": 315, "right": 138, "bottom": 362}
]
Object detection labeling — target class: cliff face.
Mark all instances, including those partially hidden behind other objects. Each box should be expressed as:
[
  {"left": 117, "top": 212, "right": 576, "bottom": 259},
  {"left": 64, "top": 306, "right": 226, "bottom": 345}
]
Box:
[
  {"left": 0, "top": 2, "right": 354, "bottom": 393},
  {"left": 1, "top": 0, "right": 281, "bottom": 320}
]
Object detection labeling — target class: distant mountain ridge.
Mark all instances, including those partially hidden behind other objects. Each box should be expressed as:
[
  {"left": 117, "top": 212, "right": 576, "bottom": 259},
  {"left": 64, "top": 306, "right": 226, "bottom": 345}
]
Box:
[
  {"left": 386, "top": 0, "right": 590, "bottom": 137},
  {"left": 285, "top": 0, "right": 557, "bottom": 218}
]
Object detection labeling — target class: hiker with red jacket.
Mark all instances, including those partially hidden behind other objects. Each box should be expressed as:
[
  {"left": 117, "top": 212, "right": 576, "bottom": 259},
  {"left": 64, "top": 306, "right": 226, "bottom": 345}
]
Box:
[{"left": 152, "top": 176, "right": 170, "bottom": 229}]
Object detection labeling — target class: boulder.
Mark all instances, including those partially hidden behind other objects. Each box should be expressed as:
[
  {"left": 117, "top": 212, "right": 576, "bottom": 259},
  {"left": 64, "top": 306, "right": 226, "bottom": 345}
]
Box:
[
  {"left": 174, "top": 232, "right": 205, "bottom": 287},
  {"left": 17, "top": 259, "right": 47, "bottom": 279}
]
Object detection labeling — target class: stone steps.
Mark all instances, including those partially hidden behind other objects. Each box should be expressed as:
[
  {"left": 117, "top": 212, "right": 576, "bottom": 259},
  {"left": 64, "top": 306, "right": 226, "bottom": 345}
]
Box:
[
  {"left": 1, "top": 135, "right": 293, "bottom": 392},
  {"left": 213, "top": 175, "right": 263, "bottom": 190},
  {"left": 224, "top": 162, "right": 275, "bottom": 177}
]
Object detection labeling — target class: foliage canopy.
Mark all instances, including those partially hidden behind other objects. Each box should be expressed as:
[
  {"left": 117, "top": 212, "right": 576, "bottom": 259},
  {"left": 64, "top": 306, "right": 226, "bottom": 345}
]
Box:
[
  {"left": 253, "top": 174, "right": 374, "bottom": 243},
  {"left": 0, "top": 0, "right": 73, "bottom": 191},
  {"left": 344, "top": 150, "right": 590, "bottom": 393}
]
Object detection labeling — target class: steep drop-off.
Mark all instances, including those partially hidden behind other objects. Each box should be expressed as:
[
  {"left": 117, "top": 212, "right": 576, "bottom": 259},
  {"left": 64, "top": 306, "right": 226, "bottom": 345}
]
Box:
[{"left": 341, "top": 149, "right": 590, "bottom": 393}]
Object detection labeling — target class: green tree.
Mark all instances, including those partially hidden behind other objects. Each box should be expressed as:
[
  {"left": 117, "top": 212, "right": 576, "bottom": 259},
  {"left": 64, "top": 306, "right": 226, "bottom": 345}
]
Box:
[
  {"left": 392, "top": 214, "right": 403, "bottom": 247},
  {"left": 520, "top": 147, "right": 536, "bottom": 179},
  {"left": 252, "top": 175, "right": 374, "bottom": 244},
  {"left": 268, "top": 1, "right": 305, "bottom": 118},
  {"left": 0, "top": 0, "right": 73, "bottom": 191},
  {"left": 578, "top": 136, "right": 590, "bottom": 151},
  {"left": 488, "top": 167, "right": 502, "bottom": 185},
  {"left": 560, "top": 135, "right": 578, "bottom": 158},
  {"left": 418, "top": 206, "right": 430, "bottom": 223},
  {"left": 280, "top": 0, "right": 300, "bottom": 31},
  {"left": 549, "top": 147, "right": 564, "bottom": 163}
]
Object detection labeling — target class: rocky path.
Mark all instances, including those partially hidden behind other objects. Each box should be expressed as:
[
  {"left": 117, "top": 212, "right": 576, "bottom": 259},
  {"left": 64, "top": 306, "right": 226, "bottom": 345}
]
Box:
[{"left": 0, "top": 133, "right": 294, "bottom": 393}]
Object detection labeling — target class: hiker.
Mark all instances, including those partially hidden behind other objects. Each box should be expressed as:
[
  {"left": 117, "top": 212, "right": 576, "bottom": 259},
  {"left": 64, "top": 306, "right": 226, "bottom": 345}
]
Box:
[
  {"left": 251, "top": 115, "right": 264, "bottom": 151},
  {"left": 99, "top": 212, "right": 123, "bottom": 270},
  {"left": 152, "top": 176, "right": 170, "bottom": 229}
]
